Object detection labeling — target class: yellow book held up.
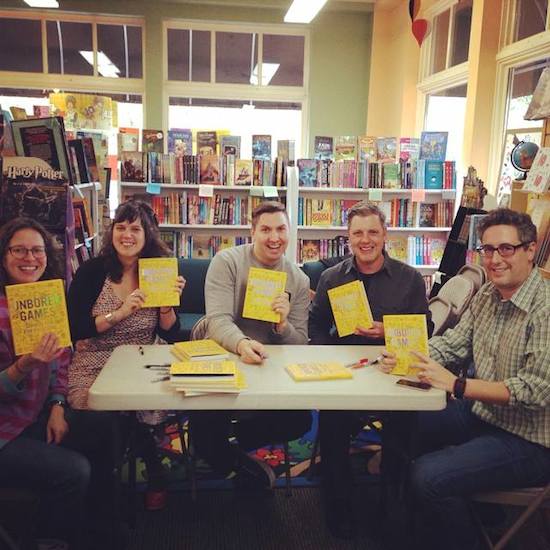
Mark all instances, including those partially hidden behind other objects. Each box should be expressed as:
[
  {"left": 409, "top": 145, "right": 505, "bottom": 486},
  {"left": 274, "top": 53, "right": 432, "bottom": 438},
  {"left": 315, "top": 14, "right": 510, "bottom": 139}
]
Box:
[
  {"left": 383, "top": 314, "right": 429, "bottom": 376},
  {"left": 139, "top": 257, "right": 180, "bottom": 308},
  {"left": 286, "top": 362, "right": 353, "bottom": 381},
  {"left": 242, "top": 267, "right": 287, "bottom": 323},
  {"left": 328, "top": 280, "right": 373, "bottom": 337},
  {"left": 6, "top": 279, "right": 71, "bottom": 356},
  {"left": 172, "top": 339, "right": 229, "bottom": 361}
]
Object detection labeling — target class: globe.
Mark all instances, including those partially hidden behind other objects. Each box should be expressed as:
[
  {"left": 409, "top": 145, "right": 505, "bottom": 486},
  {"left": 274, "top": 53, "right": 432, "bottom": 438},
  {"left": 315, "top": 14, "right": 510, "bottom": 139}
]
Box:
[{"left": 510, "top": 141, "right": 539, "bottom": 178}]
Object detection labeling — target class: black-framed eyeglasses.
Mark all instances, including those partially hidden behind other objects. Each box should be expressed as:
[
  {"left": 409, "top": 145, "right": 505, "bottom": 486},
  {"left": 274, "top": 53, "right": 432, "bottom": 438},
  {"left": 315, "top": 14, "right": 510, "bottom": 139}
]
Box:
[
  {"left": 476, "top": 242, "right": 531, "bottom": 258},
  {"left": 7, "top": 246, "right": 47, "bottom": 259}
]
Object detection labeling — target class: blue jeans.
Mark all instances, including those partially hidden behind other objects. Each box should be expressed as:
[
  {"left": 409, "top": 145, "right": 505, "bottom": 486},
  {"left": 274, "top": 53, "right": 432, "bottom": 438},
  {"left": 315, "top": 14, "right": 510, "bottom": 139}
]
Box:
[
  {"left": 0, "top": 408, "right": 91, "bottom": 548},
  {"left": 410, "top": 400, "right": 550, "bottom": 550}
]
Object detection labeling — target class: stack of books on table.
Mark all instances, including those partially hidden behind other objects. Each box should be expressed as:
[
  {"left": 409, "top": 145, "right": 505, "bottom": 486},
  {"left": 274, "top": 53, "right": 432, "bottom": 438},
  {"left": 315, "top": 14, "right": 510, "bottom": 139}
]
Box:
[{"left": 170, "top": 339, "right": 246, "bottom": 393}]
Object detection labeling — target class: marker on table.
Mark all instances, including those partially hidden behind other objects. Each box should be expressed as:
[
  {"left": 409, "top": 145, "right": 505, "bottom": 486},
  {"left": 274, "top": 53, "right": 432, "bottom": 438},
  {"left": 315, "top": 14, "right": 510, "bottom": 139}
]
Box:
[
  {"left": 345, "top": 358, "right": 369, "bottom": 369},
  {"left": 370, "top": 355, "right": 384, "bottom": 366}
]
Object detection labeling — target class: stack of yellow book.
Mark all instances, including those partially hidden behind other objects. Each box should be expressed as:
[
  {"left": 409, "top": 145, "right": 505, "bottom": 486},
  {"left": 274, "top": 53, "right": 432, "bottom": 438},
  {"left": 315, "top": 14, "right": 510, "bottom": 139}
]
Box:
[
  {"left": 172, "top": 339, "right": 229, "bottom": 362},
  {"left": 169, "top": 360, "right": 247, "bottom": 393},
  {"left": 285, "top": 362, "right": 353, "bottom": 381}
]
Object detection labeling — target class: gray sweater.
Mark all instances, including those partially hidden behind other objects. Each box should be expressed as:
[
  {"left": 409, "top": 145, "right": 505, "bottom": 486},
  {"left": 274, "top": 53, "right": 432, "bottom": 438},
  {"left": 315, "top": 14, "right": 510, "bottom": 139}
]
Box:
[{"left": 205, "top": 244, "right": 310, "bottom": 352}]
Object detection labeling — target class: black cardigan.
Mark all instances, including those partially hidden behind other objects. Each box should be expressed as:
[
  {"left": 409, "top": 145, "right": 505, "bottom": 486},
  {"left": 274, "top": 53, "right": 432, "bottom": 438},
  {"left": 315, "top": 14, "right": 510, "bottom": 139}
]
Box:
[{"left": 67, "top": 256, "right": 181, "bottom": 343}]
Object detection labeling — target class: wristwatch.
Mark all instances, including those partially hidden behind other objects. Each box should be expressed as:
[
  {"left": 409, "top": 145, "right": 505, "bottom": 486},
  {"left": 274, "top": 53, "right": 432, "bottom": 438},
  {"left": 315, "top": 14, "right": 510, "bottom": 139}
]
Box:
[
  {"left": 49, "top": 399, "right": 66, "bottom": 410},
  {"left": 452, "top": 376, "right": 467, "bottom": 400},
  {"left": 105, "top": 312, "right": 117, "bottom": 326}
]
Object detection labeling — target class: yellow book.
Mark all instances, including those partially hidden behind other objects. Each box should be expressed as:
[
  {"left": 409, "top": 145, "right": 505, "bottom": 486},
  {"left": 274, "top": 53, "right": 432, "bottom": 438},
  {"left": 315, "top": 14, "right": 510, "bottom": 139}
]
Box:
[
  {"left": 327, "top": 280, "right": 374, "bottom": 337},
  {"left": 170, "top": 360, "right": 236, "bottom": 377},
  {"left": 311, "top": 199, "right": 333, "bottom": 226},
  {"left": 6, "top": 279, "right": 71, "bottom": 356},
  {"left": 242, "top": 267, "right": 287, "bottom": 323},
  {"left": 383, "top": 314, "right": 429, "bottom": 376},
  {"left": 139, "top": 258, "right": 180, "bottom": 308},
  {"left": 172, "top": 339, "right": 229, "bottom": 361},
  {"left": 286, "top": 362, "right": 353, "bottom": 381},
  {"left": 170, "top": 365, "right": 247, "bottom": 393}
]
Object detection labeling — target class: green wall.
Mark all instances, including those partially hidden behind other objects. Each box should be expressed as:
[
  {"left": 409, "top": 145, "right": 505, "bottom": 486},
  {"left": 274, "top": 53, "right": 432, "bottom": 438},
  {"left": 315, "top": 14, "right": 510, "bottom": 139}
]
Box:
[{"left": 3, "top": 1, "right": 372, "bottom": 156}]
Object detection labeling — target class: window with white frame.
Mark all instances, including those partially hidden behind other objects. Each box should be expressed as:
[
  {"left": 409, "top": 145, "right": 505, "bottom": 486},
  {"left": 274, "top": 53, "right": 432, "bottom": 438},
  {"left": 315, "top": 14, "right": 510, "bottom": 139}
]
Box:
[
  {"left": 428, "top": 0, "right": 472, "bottom": 76},
  {"left": 514, "top": 0, "right": 549, "bottom": 42}
]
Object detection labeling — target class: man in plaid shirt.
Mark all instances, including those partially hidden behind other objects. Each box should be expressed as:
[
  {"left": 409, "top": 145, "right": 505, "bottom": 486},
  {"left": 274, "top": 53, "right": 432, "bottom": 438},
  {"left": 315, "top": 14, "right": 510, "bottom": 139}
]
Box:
[{"left": 382, "top": 208, "right": 550, "bottom": 550}]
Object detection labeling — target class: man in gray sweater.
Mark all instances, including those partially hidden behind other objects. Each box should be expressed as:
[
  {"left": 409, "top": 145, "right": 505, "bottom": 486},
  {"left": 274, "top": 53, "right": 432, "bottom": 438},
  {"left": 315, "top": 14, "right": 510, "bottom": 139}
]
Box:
[{"left": 190, "top": 201, "right": 312, "bottom": 489}]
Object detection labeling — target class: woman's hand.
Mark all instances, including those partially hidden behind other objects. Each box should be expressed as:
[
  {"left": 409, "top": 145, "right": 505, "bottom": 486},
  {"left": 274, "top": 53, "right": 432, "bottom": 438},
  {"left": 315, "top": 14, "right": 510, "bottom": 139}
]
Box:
[
  {"left": 379, "top": 350, "right": 397, "bottom": 374},
  {"left": 46, "top": 404, "right": 69, "bottom": 444},
  {"left": 175, "top": 275, "right": 186, "bottom": 296},
  {"left": 18, "top": 333, "right": 63, "bottom": 374},
  {"left": 119, "top": 289, "right": 145, "bottom": 319}
]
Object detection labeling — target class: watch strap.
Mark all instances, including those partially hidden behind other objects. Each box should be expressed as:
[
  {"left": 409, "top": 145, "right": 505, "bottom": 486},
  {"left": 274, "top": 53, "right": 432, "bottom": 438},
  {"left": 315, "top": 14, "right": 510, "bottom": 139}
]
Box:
[{"left": 452, "top": 376, "right": 467, "bottom": 400}]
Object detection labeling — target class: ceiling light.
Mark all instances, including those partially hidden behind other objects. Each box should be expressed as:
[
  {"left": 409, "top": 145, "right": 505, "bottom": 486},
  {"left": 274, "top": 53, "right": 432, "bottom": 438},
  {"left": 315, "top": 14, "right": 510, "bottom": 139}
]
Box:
[
  {"left": 79, "top": 51, "right": 120, "bottom": 78},
  {"left": 284, "top": 0, "right": 328, "bottom": 24},
  {"left": 24, "top": 0, "right": 59, "bottom": 7},
  {"left": 250, "top": 63, "right": 280, "bottom": 86}
]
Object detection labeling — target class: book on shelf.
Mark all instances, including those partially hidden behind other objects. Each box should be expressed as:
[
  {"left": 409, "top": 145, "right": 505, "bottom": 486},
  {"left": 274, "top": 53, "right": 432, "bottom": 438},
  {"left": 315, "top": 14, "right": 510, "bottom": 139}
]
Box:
[
  {"left": 142, "top": 129, "right": 164, "bottom": 154},
  {"left": 199, "top": 155, "right": 221, "bottom": 185},
  {"left": 121, "top": 152, "right": 145, "bottom": 182},
  {"left": 117, "top": 127, "right": 139, "bottom": 154},
  {"left": 76, "top": 132, "right": 105, "bottom": 182},
  {"left": 242, "top": 267, "right": 287, "bottom": 323},
  {"left": 172, "top": 339, "right": 229, "bottom": 362},
  {"left": 68, "top": 139, "right": 90, "bottom": 184},
  {"left": 314, "top": 136, "right": 333, "bottom": 160},
  {"left": 523, "top": 147, "right": 550, "bottom": 193},
  {"left": 6, "top": 279, "right": 71, "bottom": 356},
  {"left": 252, "top": 135, "right": 272, "bottom": 161},
  {"left": 195, "top": 131, "right": 216, "bottom": 155},
  {"left": 33, "top": 105, "right": 51, "bottom": 118},
  {"left": 10, "top": 106, "right": 28, "bottom": 120},
  {"left": 376, "top": 137, "right": 397, "bottom": 163},
  {"left": 399, "top": 137, "right": 420, "bottom": 162},
  {"left": 419, "top": 203, "right": 437, "bottom": 227},
  {"left": 420, "top": 131, "right": 448, "bottom": 161},
  {"left": 235, "top": 159, "right": 253, "bottom": 185},
  {"left": 467, "top": 214, "right": 487, "bottom": 251},
  {"left": 301, "top": 239, "right": 321, "bottom": 262},
  {"left": 72, "top": 198, "right": 93, "bottom": 239},
  {"left": 327, "top": 280, "right": 374, "bottom": 337},
  {"left": 297, "top": 159, "right": 317, "bottom": 187},
  {"left": 526, "top": 193, "right": 550, "bottom": 266},
  {"left": 277, "top": 139, "right": 295, "bottom": 167},
  {"left": 168, "top": 128, "right": 193, "bottom": 157},
  {"left": 220, "top": 135, "right": 241, "bottom": 158},
  {"left": 11, "top": 116, "right": 73, "bottom": 183},
  {"left": 386, "top": 236, "right": 408, "bottom": 263},
  {"left": 285, "top": 362, "right": 352, "bottom": 381},
  {"left": 383, "top": 314, "right": 429, "bottom": 376},
  {"left": 334, "top": 136, "right": 357, "bottom": 161},
  {"left": 382, "top": 163, "right": 400, "bottom": 188},
  {"left": 138, "top": 257, "right": 180, "bottom": 308},
  {"left": 358, "top": 135, "right": 377, "bottom": 162},
  {"left": 191, "top": 235, "right": 212, "bottom": 259},
  {"left": 310, "top": 199, "right": 333, "bottom": 226}
]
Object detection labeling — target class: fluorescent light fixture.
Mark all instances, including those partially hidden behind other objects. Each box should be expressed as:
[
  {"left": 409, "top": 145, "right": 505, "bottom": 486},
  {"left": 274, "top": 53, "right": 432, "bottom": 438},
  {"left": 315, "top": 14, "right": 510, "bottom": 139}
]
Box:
[
  {"left": 284, "top": 0, "right": 328, "bottom": 23},
  {"left": 250, "top": 63, "right": 280, "bottom": 86},
  {"left": 79, "top": 50, "right": 121, "bottom": 78},
  {"left": 24, "top": 0, "right": 59, "bottom": 7}
]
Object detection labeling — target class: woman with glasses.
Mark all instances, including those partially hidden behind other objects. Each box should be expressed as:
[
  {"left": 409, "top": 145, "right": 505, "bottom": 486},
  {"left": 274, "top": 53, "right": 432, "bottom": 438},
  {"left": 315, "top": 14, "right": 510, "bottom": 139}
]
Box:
[
  {"left": 0, "top": 217, "right": 90, "bottom": 549},
  {"left": 66, "top": 200, "right": 185, "bottom": 524}
]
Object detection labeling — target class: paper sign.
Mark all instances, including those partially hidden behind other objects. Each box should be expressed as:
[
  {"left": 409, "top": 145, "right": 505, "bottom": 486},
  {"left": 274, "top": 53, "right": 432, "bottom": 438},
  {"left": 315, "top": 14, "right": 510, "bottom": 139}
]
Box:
[
  {"left": 411, "top": 188, "right": 426, "bottom": 202},
  {"left": 263, "top": 186, "right": 279, "bottom": 198},
  {"left": 368, "top": 188, "right": 383, "bottom": 201},
  {"left": 249, "top": 186, "right": 264, "bottom": 197},
  {"left": 442, "top": 189, "right": 455, "bottom": 200},
  {"left": 199, "top": 184, "right": 214, "bottom": 198},
  {"left": 146, "top": 183, "right": 161, "bottom": 195}
]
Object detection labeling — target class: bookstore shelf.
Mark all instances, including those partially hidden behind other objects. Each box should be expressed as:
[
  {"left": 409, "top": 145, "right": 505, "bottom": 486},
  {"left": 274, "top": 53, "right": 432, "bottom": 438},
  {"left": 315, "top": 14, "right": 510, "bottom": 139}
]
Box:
[
  {"left": 159, "top": 224, "right": 251, "bottom": 230},
  {"left": 297, "top": 225, "right": 452, "bottom": 232},
  {"left": 120, "top": 182, "right": 287, "bottom": 192},
  {"left": 297, "top": 187, "right": 456, "bottom": 196}
]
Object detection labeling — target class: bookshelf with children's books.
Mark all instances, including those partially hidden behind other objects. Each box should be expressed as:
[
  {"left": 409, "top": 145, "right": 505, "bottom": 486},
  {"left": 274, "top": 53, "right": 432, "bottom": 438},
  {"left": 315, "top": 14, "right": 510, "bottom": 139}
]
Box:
[{"left": 294, "top": 134, "right": 459, "bottom": 291}]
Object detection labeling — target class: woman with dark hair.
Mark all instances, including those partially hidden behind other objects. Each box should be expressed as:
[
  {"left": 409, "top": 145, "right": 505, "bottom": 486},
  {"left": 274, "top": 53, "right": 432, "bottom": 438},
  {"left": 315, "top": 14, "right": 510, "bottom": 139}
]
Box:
[
  {"left": 0, "top": 217, "right": 90, "bottom": 549},
  {"left": 67, "top": 200, "right": 185, "bottom": 515}
]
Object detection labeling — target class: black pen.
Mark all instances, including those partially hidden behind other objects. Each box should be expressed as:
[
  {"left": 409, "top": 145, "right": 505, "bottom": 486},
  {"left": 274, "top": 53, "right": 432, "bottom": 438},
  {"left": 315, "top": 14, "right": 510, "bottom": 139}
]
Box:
[
  {"left": 138, "top": 346, "right": 144, "bottom": 356},
  {"left": 370, "top": 355, "right": 384, "bottom": 366},
  {"left": 145, "top": 364, "right": 170, "bottom": 370},
  {"left": 151, "top": 375, "right": 169, "bottom": 383}
]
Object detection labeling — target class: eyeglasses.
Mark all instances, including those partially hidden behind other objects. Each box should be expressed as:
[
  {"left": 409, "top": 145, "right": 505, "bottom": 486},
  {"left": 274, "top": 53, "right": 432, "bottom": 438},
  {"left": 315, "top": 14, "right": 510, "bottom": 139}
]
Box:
[
  {"left": 476, "top": 242, "right": 531, "bottom": 258},
  {"left": 7, "top": 246, "right": 47, "bottom": 259}
]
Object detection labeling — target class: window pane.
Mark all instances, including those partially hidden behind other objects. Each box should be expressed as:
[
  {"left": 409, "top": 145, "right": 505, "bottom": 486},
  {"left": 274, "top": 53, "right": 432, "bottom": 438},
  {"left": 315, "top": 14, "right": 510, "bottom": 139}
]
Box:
[
  {"left": 168, "top": 96, "right": 302, "bottom": 159},
  {"left": 47, "top": 21, "right": 93, "bottom": 75},
  {"left": 167, "top": 29, "right": 210, "bottom": 82},
  {"left": 431, "top": 9, "right": 450, "bottom": 74},
  {"left": 450, "top": 0, "right": 472, "bottom": 66},
  {"left": 262, "top": 34, "right": 304, "bottom": 86},
  {"left": 97, "top": 24, "right": 143, "bottom": 79},
  {"left": 515, "top": 0, "right": 548, "bottom": 42},
  {"left": 216, "top": 32, "right": 257, "bottom": 84},
  {"left": 0, "top": 18, "right": 42, "bottom": 73}
]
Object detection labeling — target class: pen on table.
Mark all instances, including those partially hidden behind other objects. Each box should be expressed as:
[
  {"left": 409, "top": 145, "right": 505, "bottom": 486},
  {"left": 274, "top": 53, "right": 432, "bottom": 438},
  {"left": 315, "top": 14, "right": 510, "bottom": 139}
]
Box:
[
  {"left": 138, "top": 346, "right": 144, "bottom": 356},
  {"left": 144, "top": 364, "right": 171, "bottom": 370},
  {"left": 370, "top": 355, "right": 384, "bottom": 366},
  {"left": 151, "top": 375, "right": 170, "bottom": 383},
  {"left": 345, "top": 358, "right": 369, "bottom": 369}
]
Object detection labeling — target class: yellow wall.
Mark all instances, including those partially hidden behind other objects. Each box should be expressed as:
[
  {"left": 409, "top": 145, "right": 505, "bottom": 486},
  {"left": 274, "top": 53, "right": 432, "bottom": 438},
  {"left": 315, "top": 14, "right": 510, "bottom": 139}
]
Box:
[{"left": 366, "top": 2, "right": 420, "bottom": 137}]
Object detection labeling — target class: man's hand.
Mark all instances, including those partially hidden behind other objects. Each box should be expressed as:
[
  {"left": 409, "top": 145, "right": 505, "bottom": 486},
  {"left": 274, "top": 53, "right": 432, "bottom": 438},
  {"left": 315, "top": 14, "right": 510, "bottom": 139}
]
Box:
[
  {"left": 355, "top": 321, "right": 384, "bottom": 340},
  {"left": 379, "top": 350, "right": 397, "bottom": 374},
  {"left": 271, "top": 292, "right": 290, "bottom": 333},
  {"left": 411, "top": 351, "right": 456, "bottom": 392},
  {"left": 236, "top": 338, "right": 268, "bottom": 365},
  {"left": 46, "top": 404, "right": 69, "bottom": 444}
]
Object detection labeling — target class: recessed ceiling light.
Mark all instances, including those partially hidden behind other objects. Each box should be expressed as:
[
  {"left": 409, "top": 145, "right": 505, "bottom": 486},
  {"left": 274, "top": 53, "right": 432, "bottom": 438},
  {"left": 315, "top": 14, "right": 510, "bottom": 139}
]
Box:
[
  {"left": 284, "top": 0, "right": 328, "bottom": 24},
  {"left": 24, "top": 0, "right": 59, "bottom": 8}
]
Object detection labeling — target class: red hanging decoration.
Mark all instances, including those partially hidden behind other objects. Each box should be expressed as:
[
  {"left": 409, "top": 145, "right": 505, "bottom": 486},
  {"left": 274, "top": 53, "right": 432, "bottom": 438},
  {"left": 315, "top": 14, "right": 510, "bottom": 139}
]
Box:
[{"left": 412, "top": 18, "right": 429, "bottom": 47}]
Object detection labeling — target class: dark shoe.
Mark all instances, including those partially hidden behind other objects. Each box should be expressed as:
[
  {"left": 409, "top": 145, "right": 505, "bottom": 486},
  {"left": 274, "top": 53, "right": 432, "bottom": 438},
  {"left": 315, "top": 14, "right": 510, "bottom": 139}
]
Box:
[
  {"left": 144, "top": 489, "right": 168, "bottom": 511},
  {"left": 234, "top": 450, "right": 276, "bottom": 491},
  {"left": 325, "top": 498, "right": 356, "bottom": 540}
]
